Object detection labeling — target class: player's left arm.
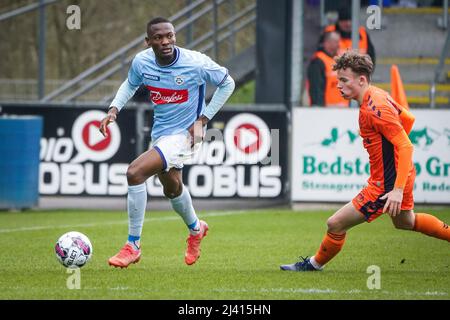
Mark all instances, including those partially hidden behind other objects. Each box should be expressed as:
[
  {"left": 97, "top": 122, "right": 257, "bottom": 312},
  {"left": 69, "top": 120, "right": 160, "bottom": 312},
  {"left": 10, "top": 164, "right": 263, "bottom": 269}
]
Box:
[
  {"left": 189, "top": 75, "right": 235, "bottom": 145},
  {"left": 374, "top": 106, "right": 414, "bottom": 217},
  {"left": 188, "top": 55, "right": 235, "bottom": 145},
  {"left": 380, "top": 130, "right": 414, "bottom": 217},
  {"left": 201, "top": 74, "right": 235, "bottom": 121}
]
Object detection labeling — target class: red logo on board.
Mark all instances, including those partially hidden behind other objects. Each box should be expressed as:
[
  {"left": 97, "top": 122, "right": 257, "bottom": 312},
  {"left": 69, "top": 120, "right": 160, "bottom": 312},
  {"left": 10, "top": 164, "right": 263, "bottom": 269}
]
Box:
[{"left": 82, "top": 120, "right": 111, "bottom": 151}]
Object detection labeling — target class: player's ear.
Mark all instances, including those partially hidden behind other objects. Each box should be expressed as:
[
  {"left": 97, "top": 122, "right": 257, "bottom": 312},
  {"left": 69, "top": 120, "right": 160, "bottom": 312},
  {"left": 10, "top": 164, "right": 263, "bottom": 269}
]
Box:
[{"left": 359, "top": 75, "right": 365, "bottom": 86}]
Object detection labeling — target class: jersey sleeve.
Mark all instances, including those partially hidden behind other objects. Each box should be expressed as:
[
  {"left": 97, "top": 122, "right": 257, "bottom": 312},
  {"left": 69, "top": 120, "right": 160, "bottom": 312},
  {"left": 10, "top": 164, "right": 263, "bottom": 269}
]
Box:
[
  {"left": 199, "top": 53, "right": 229, "bottom": 87},
  {"left": 386, "top": 95, "right": 415, "bottom": 134},
  {"left": 127, "top": 56, "right": 143, "bottom": 86},
  {"left": 369, "top": 102, "right": 405, "bottom": 142},
  {"left": 391, "top": 130, "right": 414, "bottom": 189}
]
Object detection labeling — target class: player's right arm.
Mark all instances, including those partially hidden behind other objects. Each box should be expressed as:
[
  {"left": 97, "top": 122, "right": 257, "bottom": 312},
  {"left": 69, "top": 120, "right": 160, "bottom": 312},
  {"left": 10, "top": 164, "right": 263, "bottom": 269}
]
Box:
[
  {"left": 99, "top": 80, "right": 140, "bottom": 137},
  {"left": 99, "top": 57, "right": 143, "bottom": 137},
  {"left": 99, "top": 106, "right": 119, "bottom": 137}
]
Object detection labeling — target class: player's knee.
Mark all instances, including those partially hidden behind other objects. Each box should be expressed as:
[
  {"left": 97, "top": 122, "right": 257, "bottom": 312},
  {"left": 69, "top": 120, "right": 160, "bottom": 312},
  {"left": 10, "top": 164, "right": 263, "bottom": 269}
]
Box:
[
  {"left": 126, "top": 165, "right": 142, "bottom": 185},
  {"left": 392, "top": 211, "right": 415, "bottom": 230},
  {"left": 326, "top": 216, "right": 344, "bottom": 233},
  {"left": 163, "top": 182, "right": 182, "bottom": 199},
  {"left": 392, "top": 219, "right": 415, "bottom": 230}
]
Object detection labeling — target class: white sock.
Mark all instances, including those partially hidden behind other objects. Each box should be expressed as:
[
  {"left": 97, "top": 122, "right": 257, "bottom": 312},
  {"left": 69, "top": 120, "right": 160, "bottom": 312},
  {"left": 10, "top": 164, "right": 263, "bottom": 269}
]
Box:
[
  {"left": 309, "top": 256, "right": 323, "bottom": 270},
  {"left": 127, "top": 183, "right": 147, "bottom": 241},
  {"left": 170, "top": 186, "right": 200, "bottom": 235}
]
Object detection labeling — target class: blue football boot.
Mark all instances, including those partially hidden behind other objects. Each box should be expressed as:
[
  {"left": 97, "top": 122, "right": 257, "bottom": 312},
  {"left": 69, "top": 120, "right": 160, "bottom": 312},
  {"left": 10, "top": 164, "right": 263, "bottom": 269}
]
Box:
[{"left": 280, "top": 256, "right": 320, "bottom": 271}]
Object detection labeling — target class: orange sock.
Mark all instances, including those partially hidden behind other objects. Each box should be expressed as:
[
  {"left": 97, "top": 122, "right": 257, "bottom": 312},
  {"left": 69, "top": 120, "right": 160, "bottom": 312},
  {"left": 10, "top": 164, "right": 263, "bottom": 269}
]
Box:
[
  {"left": 414, "top": 213, "right": 450, "bottom": 242},
  {"left": 313, "top": 232, "right": 346, "bottom": 266}
]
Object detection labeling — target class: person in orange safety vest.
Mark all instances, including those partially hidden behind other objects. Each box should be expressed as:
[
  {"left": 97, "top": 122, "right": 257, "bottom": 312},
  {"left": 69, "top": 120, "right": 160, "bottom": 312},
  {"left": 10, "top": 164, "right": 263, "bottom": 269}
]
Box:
[
  {"left": 322, "top": 5, "right": 376, "bottom": 66},
  {"left": 306, "top": 31, "right": 349, "bottom": 107}
]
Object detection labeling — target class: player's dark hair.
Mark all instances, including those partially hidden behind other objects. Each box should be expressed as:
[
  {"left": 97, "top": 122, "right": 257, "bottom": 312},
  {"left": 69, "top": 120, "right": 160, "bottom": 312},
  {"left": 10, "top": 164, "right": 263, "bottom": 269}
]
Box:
[
  {"left": 147, "top": 17, "right": 172, "bottom": 34},
  {"left": 333, "top": 50, "right": 373, "bottom": 82}
]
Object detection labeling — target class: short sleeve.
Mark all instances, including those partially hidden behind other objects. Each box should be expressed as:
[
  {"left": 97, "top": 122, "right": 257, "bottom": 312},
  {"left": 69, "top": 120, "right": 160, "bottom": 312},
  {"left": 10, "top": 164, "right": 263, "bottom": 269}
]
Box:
[
  {"left": 127, "top": 57, "right": 143, "bottom": 86},
  {"left": 370, "top": 103, "right": 404, "bottom": 142},
  {"left": 199, "top": 54, "right": 228, "bottom": 87}
]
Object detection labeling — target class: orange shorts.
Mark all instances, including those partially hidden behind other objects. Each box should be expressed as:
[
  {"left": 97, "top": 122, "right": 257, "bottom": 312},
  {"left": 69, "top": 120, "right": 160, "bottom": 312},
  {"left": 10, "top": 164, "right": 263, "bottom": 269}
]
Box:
[{"left": 352, "top": 169, "right": 415, "bottom": 222}]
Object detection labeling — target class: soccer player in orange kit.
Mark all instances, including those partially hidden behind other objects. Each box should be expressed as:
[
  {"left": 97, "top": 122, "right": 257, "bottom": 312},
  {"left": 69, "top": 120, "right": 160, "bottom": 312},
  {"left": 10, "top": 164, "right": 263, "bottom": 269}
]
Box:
[{"left": 281, "top": 50, "right": 449, "bottom": 272}]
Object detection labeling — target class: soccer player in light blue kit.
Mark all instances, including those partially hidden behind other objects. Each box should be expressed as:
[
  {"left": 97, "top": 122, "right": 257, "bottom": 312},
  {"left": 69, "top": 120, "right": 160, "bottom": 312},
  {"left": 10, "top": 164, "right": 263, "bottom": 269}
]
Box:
[{"left": 99, "top": 17, "right": 235, "bottom": 268}]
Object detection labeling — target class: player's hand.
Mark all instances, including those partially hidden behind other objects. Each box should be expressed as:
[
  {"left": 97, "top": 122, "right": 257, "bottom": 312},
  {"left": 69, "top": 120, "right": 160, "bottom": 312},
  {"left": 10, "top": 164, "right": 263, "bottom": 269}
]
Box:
[
  {"left": 188, "top": 116, "right": 208, "bottom": 147},
  {"left": 380, "top": 188, "right": 403, "bottom": 217},
  {"left": 99, "top": 107, "right": 118, "bottom": 137}
]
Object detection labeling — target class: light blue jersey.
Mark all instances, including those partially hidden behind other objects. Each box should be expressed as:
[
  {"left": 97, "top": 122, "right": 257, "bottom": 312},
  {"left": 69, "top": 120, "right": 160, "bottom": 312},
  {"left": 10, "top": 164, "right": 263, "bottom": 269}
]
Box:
[{"left": 128, "top": 46, "right": 228, "bottom": 140}]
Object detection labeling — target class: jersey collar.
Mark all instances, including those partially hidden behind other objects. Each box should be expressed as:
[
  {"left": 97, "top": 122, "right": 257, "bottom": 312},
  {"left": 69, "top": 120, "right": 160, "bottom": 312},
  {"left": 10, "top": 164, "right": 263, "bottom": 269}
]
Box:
[
  {"left": 361, "top": 85, "right": 374, "bottom": 107},
  {"left": 155, "top": 46, "right": 180, "bottom": 68}
]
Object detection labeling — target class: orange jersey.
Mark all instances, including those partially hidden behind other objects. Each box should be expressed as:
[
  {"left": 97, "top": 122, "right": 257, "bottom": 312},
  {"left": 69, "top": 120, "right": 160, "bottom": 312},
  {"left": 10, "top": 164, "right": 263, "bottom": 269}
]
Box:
[{"left": 359, "top": 86, "right": 414, "bottom": 193}]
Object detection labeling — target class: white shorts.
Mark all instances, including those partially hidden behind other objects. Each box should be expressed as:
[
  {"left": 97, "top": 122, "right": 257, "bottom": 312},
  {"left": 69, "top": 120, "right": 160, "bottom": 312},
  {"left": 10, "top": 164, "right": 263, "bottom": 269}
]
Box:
[{"left": 150, "top": 132, "right": 201, "bottom": 171}]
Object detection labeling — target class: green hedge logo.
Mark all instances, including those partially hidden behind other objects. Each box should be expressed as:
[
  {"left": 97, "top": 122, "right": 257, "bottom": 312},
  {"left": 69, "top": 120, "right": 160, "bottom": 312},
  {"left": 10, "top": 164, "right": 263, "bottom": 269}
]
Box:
[
  {"left": 321, "top": 128, "right": 359, "bottom": 147},
  {"left": 409, "top": 127, "right": 449, "bottom": 150}
]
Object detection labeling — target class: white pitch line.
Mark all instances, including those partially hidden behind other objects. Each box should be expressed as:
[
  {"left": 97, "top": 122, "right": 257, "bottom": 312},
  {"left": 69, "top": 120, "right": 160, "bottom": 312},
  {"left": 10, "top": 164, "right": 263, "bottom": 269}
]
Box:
[
  {"left": 4, "top": 285, "right": 447, "bottom": 297},
  {"left": 63, "top": 286, "right": 449, "bottom": 297},
  {"left": 0, "top": 210, "right": 253, "bottom": 234},
  {"left": 208, "top": 287, "right": 448, "bottom": 296}
]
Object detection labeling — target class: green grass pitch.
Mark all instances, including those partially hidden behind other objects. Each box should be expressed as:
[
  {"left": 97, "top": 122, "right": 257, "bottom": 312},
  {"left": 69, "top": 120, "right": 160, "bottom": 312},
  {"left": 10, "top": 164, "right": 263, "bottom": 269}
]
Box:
[{"left": 0, "top": 207, "right": 448, "bottom": 300}]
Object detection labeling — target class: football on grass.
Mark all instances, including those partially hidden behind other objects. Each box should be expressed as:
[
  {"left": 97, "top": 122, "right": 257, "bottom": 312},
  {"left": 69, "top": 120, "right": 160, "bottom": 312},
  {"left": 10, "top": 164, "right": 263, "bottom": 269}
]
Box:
[{"left": 55, "top": 231, "right": 93, "bottom": 268}]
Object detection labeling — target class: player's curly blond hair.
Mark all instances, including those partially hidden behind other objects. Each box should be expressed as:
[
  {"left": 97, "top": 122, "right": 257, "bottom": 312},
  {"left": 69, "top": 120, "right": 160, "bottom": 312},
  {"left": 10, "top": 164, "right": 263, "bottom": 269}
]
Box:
[{"left": 333, "top": 50, "right": 374, "bottom": 82}]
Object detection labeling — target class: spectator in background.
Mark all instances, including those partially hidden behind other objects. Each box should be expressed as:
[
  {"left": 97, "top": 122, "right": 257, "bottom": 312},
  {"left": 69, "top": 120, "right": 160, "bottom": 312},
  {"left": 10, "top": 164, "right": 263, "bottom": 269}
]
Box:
[
  {"left": 322, "top": 5, "right": 376, "bottom": 66},
  {"left": 306, "top": 31, "right": 349, "bottom": 107}
]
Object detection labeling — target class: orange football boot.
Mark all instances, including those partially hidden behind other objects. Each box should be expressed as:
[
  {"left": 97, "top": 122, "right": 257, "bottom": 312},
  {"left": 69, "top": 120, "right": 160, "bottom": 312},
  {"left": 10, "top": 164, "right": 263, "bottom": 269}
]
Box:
[
  {"left": 185, "top": 220, "right": 209, "bottom": 265},
  {"left": 108, "top": 243, "right": 141, "bottom": 268}
]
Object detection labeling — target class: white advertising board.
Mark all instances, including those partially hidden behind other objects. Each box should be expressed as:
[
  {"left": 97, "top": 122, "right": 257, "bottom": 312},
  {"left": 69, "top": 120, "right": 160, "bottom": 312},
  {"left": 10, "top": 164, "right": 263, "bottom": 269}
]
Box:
[{"left": 291, "top": 108, "right": 450, "bottom": 204}]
